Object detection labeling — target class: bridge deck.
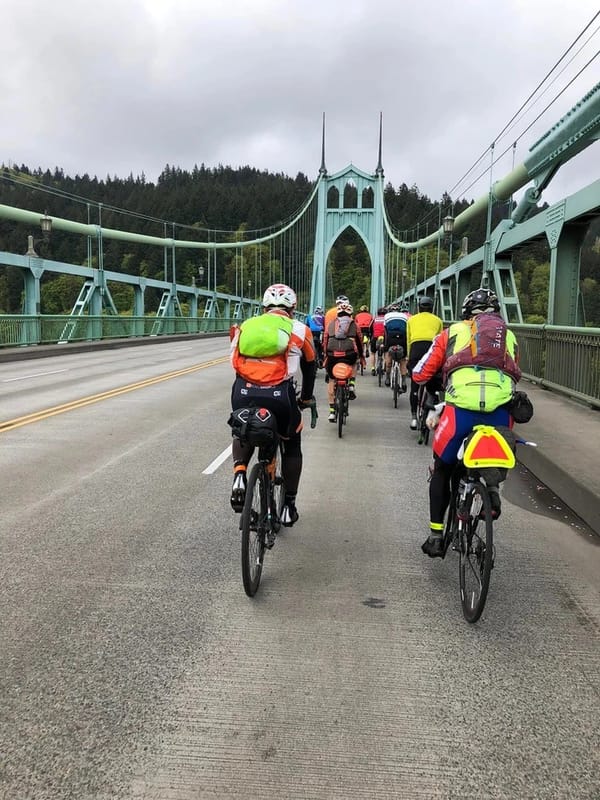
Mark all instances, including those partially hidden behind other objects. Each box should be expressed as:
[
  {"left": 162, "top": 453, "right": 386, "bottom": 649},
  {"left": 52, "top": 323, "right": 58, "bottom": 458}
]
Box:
[{"left": 0, "top": 340, "right": 598, "bottom": 799}]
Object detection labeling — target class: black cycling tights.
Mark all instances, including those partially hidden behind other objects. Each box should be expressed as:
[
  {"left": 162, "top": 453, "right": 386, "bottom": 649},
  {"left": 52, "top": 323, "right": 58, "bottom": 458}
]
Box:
[
  {"left": 233, "top": 432, "right": 303, "bottom": 498},
  {"left": 429, "top": 455, "right": 454, "bottom": 526}
]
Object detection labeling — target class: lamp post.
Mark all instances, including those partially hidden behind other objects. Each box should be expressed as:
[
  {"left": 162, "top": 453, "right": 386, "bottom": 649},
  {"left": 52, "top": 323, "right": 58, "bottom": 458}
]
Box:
[
  {"left": 401, "top": 267, "right": 407, "bottom": 298},
  {"left": 443, "top": 214, "right": 455, "bottom": 266},
  {"left": 198, "top": 265, "right": 205, "bottom": 287},
  {"left": 25, "top": 212, "right": 52, "bottom": 256}
]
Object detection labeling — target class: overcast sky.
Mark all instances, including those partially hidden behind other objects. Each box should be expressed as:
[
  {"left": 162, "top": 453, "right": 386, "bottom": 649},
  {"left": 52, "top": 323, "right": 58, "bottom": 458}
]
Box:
[{"left": 3, "top": 0, "right": 599, "bottom": 213}]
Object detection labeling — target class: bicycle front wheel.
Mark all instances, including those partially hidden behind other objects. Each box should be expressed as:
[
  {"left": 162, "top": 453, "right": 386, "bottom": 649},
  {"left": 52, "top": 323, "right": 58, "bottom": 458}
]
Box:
[
  {"left": 459, "top": 482, "right": 494, "bottom": 623},
  {"left": 241, "top": 463, "right": 267, "bottom": 597}
]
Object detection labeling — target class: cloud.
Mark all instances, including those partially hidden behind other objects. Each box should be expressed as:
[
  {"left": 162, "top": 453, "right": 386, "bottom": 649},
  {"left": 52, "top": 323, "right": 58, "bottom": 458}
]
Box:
[{"left": 3, "top": 0, "right": 599, "bottom": 210}]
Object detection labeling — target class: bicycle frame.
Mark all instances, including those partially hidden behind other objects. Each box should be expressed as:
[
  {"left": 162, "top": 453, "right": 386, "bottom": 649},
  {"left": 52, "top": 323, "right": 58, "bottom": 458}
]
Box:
[
  {"left": 440, "top": 424, "right": 523, "bottom": 623},
  {"left": 332, "top": 361, "right": 353, "bottom": 437}
]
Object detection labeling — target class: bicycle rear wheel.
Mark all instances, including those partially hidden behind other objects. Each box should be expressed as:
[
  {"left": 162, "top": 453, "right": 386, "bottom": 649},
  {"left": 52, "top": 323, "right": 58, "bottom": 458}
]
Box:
[
  {"left": 416, "top": 387, "right": 429, "bottom": 445},
  {"left": 336, "top": 384, "right": 345, "bottom": 438},
  {"left": 459, "top": 482, "right": 494, "bottom": 623},
  {"left": 241, "top": 463, "right": 267, "bottom": 597},
  {"left": 392, "top": 366, "right": 399, "bottom": 408},
  {"left": 377, "top": 358, "right": 383, "bottom": 387}
]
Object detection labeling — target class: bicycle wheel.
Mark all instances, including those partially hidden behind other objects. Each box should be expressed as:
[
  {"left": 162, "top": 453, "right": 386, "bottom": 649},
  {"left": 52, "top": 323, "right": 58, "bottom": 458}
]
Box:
[
  {"left": 416, "top": 388, "right": 429, "bottom": 445},
  {"left": 392, "top": 365, "right": 399, "bottom": 408},
  {"left": 377, "top": 358, "right": 383, "bottom": 387},
  {"left": 336, "top": 384, "right": 345, "bottom": 438},
  {"left": 241, "top": 463, "right": 267, "bottom": 597},
  {"left": 458, "top": 482, "right": 494, "bottom": 623},
  {"left": 271, "top": 443, "right": 285, "bottom": 533}
]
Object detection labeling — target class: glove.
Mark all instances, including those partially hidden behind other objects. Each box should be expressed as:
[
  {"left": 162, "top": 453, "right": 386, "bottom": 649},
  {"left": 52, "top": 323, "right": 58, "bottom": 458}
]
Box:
[{"left": 298, "top": 396, "right": 315, "bottom": 410}]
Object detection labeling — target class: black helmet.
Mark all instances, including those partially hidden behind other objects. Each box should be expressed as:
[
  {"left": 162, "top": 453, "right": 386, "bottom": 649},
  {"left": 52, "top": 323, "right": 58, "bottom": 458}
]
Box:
[
  {"left": 461, "top": 288, "right": 500, "bottom": 318},
  {"left": 418, "top": 296, "right": 434, "bottom": 311},
  {"left": 399, "top": 303, "right": 410, "bottom": 312}
]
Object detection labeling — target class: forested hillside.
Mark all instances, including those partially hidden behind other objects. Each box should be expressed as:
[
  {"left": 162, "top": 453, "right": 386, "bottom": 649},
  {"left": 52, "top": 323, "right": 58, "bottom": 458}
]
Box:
[{"left": 0, "top": 164, "right": 598, "bottom": 323}]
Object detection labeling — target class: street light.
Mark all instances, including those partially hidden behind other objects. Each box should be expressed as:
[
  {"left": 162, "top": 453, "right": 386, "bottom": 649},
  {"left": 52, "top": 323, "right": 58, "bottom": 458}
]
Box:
[
  {"left": 25, "top": 212, "right": 52, "bottom": 256},
  {"left": 198, "top": 265, "right": 205, "bottom": 286},
  {"left": 443, "top": 215, "right": 455, "bottom": 265},
  {"left": 443, "top": 215, "right": 454, "bottom": 236}
]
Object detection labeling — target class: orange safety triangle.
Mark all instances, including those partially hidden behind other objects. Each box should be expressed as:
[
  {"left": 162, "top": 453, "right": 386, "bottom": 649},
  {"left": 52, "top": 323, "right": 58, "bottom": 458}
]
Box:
[{"left": 463, "top": 426, "right": 515, "bottom": 468}]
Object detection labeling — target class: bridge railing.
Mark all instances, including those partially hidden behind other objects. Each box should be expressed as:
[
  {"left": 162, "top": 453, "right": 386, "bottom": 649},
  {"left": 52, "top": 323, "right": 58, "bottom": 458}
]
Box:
[
  {"left": 0, "top": 314, "right": 235, "bottom": 347},
  {"left": 1, "top": 316, "right": 598, "bottom": 407},
  {"left": 512, "top": 324, "right": 600, "bottom": 408}
]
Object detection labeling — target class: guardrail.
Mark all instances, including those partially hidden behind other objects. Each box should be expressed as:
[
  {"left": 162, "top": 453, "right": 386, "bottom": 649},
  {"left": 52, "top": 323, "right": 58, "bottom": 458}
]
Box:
[
  {"left": 512, "top": 324, "right": 600, "bottom": 408},
  {"left": 0, "top": 314, "right": 234, "bottom": 347},
  {"left": 1, "top": 316, "right": 599, "bottom": 408}
]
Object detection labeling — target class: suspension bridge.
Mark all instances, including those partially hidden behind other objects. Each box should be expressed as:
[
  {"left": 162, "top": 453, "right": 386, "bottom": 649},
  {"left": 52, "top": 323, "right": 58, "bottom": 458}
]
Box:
[{"left": 0, "top": 67, "right": 600, "bottom": 800}]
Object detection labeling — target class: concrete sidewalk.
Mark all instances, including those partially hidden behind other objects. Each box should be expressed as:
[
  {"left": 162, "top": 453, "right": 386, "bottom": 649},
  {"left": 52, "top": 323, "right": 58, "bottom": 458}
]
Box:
[{"left": 515, "top": 380, "right": 599, "bottom": 536}]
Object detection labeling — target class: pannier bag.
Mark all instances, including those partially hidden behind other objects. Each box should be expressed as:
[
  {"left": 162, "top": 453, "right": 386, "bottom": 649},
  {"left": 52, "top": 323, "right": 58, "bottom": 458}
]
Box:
[
  {"left": 228, "top": 406, "right": 278, "bottom": 448},
  {"left": 508, "top": 390, "right": 534, "bottom": 423}
]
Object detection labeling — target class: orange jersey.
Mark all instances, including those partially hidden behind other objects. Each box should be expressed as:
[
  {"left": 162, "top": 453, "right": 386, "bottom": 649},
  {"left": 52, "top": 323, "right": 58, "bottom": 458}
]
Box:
[{"left": 324, "top": 306, "right": 338, "bottom": 331}]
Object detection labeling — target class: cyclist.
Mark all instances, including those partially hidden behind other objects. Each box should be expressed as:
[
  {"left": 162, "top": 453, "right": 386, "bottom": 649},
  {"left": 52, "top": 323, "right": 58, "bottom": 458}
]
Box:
[
  {"left": 370, "top": 307, "right": 387, "bottom": 374},
  {"left": 406, "top": 296, "right": 443, "bottom": 430},
  {"left": 229, "top": 283, "right": 317, "bottom": 527},
  {"left": 412, "top": 288, "right": 522, "bottom": 558},
  {"left": 305, "top": 305, "right": 325, "bottom": 367},
  {"left": 323, "top": 301, "right": 365, "bottom": 419},
  {"left": 355, "top": 304, "right": 374, "bottom": 366},
  {"left": 383, "top": 303, "right": 410, "bottom": 388},
  {"left": 324, "top": 294, "right": 350, "bottom": 332}
]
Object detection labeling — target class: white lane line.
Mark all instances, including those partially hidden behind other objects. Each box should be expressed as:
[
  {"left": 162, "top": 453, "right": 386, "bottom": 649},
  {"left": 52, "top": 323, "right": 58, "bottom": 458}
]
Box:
[
  {"left": 202, "top": 444, "right": 232, "bottom": 474},
  {"left": 3, "top": 369, "right": 68, "bottom": 382}
]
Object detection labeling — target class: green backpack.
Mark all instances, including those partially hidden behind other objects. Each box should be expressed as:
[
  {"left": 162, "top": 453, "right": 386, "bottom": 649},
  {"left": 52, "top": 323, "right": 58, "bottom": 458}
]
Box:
[{"left": 238, "top": 313, "right": 294, "bottom": 358}]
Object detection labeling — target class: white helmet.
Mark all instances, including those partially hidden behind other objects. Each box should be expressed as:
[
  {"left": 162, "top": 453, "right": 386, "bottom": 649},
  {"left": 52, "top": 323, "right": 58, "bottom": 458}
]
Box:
[
  {"left": 262, "top": 283, "right": 297, "bottom": 310},
  {"left": 337, "top": 301, "right": 353, "bottom": 316}
]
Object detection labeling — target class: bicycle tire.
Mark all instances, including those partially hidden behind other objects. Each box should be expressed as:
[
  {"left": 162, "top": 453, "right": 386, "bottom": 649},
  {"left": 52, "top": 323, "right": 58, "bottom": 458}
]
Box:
[
  {"left": 377, "top": 357, "right": 383, "bottom": 387},
  {"left": 271, "top": 442, "right": 285, "bottom": 533},
  {"left": 416, "top": 387, "right": 429, "bottom": 445},
  {"left": 392, "top": 365, "right": 399, "bottom": 408},
  {"left": 459, "top": 482, "right": 494, "bottom": 623},
  {"left": 336, "top": 384, "right": 345, "bottom": 438},
  {"left": 241, "top": 463, "right": 266, "bottom": 597}
]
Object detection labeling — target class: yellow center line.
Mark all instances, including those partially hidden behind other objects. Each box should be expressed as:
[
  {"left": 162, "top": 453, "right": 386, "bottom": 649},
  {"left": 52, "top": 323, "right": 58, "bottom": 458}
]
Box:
[{"left": 0, "top": 356, "right": 229, "bottom": 433}]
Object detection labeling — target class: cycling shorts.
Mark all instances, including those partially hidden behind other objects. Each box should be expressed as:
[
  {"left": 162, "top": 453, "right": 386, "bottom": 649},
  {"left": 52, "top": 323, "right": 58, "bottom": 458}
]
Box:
[
  {"left": 326, "top": 352, "right": 357, "bottom": 379},
  {"left": 231, "top": 375, "right": 301, "bottom": 438},
  {"left": 407, "top": 341, "right": 432, "bottom": 372},
  {"left": 385, "top": 334, "right": 406, "bottom": 354}
]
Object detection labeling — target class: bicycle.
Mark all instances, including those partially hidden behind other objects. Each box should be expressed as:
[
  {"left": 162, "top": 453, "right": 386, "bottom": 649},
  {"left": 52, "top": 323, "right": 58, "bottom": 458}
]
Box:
[
  {"left": 314, "top": 334, "right": 324, "bottom": 369},
  {"left": 416, "top": 384, "right": 442, "bottom": 445},
  {"left": 237, "top": 402, "right": 318, "bottom": 597},
  {"left": 375, "top": 342, "right": 385, "bottom": 387},
  {"left": 360, "top": 336, "right": 370, "bottom": 375},
  {"left": 388, "top": 345, "right": 404, "bottom": 408},
  {"left": 437, "top": 423, "right": 535, "bottom": 622},
  {"left": 331, "top": 362, "right": 353, "bottom": 438}
]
